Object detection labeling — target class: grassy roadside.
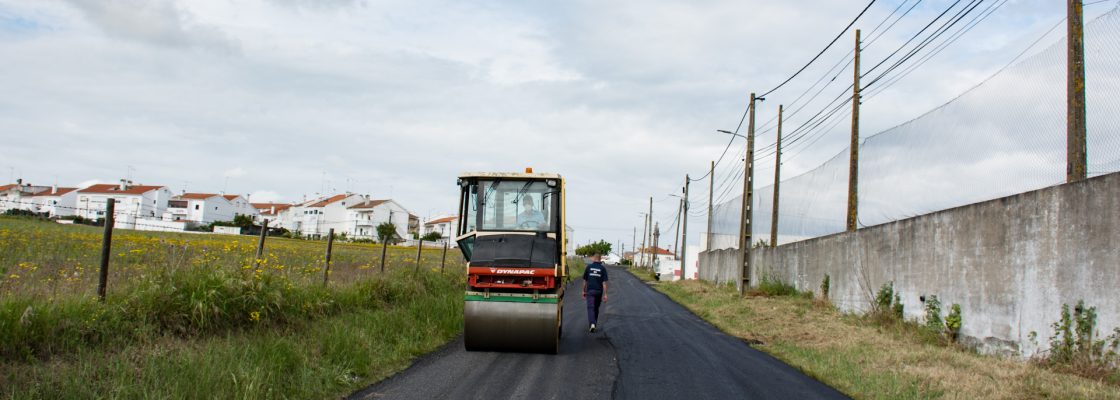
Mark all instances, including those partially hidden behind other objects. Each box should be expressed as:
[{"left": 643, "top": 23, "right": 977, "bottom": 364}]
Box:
[
  {"left": 1, "top": 216, "right": 467, "bottom": 399},
  {"left": 2, "top": 268, "right": 463, "bottom": 399},
  {"left": 650, "top": 279, "right": 1120, "bottom": 400}
]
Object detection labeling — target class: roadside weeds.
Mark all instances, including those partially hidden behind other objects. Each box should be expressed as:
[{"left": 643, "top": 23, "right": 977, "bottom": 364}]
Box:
[{"left": 654, "top": 280, "right": 1120, "bottom": 400}]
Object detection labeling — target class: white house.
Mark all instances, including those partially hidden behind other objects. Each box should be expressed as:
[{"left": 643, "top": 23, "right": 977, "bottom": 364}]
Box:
[
  {"left": 164, "top": 193, "right": 235, "bottom": 224},
  {"left": 252, "top": 202, "right": 294, "bottom": 230},
  {"left": 346, "top": 198, "right": 412, "bottom": 241},
  {"left": 294, "top": 193, "right": 368, "bottom": 238},
  {"left": 0, "top": 180, "right": 51, "bottom": 213},
  {"left": 29, "top": 186, "right": 79, "bottom": 217},
  {"left": 222, "top": 194, "right": 259, "bottom": 220},
  {"left": 422, "top": 215, "right": 458, "bottom": 243},
  {"left": 76, "top": 181, "right": 173, "bottom": 230}
]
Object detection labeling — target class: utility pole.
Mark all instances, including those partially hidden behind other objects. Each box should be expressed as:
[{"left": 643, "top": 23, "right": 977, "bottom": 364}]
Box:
[
  {"left": 640, "top": 214, "right": 648, "bottom": 269},
  {"left": 1068, "top": 0, "right": 1087, "bottom": 182},
  {"left": 706, "top": 160, "right": 714, "bottom": 252},
  {"left": 632, "top": 226, "right": 636, "bottom": 263},
  {"left": 771, "top": 105, "right": 783, "bottom": 247},
  {"left": 649, "top": 220, "right": 654, "bottom": 274},
  {"left": 847, "top": 29, "right": 861, "bottom": 232},
  {"left": 681, "top": 174, "right": 690, "bottom": 280},
  {"left": 739, "top": 93, "right": 758, "bottom": 296},
  {"left": 673, "top": 197, "right": 682, "bottom": 259},
  {"left": 647, "top": 197, "right": 653, "bottom": 270}
]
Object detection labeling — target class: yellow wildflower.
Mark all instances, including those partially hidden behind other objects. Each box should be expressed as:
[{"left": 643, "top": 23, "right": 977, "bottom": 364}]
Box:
[{"left": 249, "top": 311, "right": 260, "bottom": 322}]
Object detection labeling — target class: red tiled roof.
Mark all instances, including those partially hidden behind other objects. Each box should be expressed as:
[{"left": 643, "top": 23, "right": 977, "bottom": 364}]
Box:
[
  {"left": 639, "top": 246, "right": 673, "bottom": 255},
  {"left": 347, "top": 199, "right": 389, "bottom": 209},
  {"left": 31, "top": 187, "right": 78, "bottom": 197},
  {"left": 425, "top": 216, "right": 458, "bottom": 225},
  {"left": 222, "top": 194, "right": 241, "bottom": 201},
  {"left": 252, "top": 203, "right": 293, "bottom": 215},
  {"left": 307, "top": 194, "right": 348, "bottom": 208},
  {"left": 78, "top": 184, "right": 166, "bottom": 195},
  {"left": 178, "top": 193, "right": 222, "bottom": 200},
  {"left": 0, "top": 184, "right": 15, "bottom": 191}
]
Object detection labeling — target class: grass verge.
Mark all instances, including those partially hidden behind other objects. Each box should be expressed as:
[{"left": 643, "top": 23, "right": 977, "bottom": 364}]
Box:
[
  {"left": 653, "top": 279, "right": 1120, "bottom": 400},
  {"left": 2, "top": 268, "right": 463, "bottom": 399}
]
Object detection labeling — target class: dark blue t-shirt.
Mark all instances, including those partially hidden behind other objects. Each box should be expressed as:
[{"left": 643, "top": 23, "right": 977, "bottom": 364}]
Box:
[{"left": 583, "top": 262, "right": 608, "bottom": 291}]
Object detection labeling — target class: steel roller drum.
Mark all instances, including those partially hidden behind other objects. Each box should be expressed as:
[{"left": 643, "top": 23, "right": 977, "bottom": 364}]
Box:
[{"left": 464, "top": 300, "right": 561, "bottom": 353}]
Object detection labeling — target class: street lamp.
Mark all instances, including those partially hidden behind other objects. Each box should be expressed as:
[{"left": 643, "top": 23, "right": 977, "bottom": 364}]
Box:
[{"left": 717, "top": 129, "right": 746, "bottom": 139}]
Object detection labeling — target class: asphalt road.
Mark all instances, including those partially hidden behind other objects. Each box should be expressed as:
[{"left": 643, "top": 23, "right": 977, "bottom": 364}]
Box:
[{"left": 350, "top": 265, "right": 848, "bottom": 400}]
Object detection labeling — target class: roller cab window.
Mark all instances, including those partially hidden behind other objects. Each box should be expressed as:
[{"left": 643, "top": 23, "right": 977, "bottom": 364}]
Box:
[{"left": 478, "top": 180, "right": 557, "bottom": 233}]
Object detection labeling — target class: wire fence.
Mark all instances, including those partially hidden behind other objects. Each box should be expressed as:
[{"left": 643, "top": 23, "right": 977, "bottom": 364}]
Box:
[{"left": 708, "top": 5, "right": 1120, "bottom": 250}]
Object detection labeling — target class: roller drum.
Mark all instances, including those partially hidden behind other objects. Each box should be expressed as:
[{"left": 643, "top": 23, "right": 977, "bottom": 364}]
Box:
[{"left": 464, "top": 300, "right": 561, "bottom": 354}]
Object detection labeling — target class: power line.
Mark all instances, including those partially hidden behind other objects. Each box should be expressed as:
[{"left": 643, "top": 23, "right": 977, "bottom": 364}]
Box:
[{"left": 758, "top": 0, "right": 879, "bottom": 98}]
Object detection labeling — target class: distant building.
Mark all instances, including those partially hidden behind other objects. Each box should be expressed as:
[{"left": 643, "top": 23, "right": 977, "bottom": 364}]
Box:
[
  {"left": 76, "top": 180, "right": 174, "bottom": 230},
  {"left": 222, "top": 194, "right": 259, "bottom": 220},
  {"left": 0, "top": 180, "right": 51, "bottom": 213},
  {"left": 29, "top": 186, "right": 79, "bottom": 217},
  {"left": 346, "top": 198, "right": 411, "bottom": 241},
  {"left": 423, "top": 215, "right": 458, "bottom": 243},
  {"left": 165, "top": 193, "right": 235, "bottom": 224},
  {"left": 252, "top": 202, "right": 294, "bottom": 230}
]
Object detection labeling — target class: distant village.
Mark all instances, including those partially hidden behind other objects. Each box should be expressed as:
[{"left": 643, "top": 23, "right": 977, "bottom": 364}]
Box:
[{"left": 0, "top": 178, "right": 459, "bottom": 245}]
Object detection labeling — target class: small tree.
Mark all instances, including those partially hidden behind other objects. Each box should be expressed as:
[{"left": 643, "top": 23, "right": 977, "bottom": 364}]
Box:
[
  {"left": 420, "top": 231, "right": 443, "bottom": 242},
  {"left": 576, "top": 240, "right": 612, "bottom": 257},
  {"left": 376, "top": 222, "right": 399, "bottom": 244}
]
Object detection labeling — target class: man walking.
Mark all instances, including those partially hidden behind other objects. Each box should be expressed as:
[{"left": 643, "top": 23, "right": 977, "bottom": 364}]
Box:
[{"left": 582, "top": 253, "right": 609, "bottom": 333}]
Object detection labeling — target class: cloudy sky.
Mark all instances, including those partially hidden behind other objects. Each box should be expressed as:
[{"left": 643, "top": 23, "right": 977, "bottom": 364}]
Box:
[{"left": 1, "top": 0, "right": 1114, "bottom": 250}]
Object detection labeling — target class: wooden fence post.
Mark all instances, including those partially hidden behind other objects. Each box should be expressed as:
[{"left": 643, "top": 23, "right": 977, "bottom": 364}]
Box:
[
  {"left": 379, "top": 238, "right": 388, "bottom": 273},
  {"left": 256, "top": 219, "right": 269, "bottom": 267},
  {"left": 413, "top": 238, "right": 424, "bottom": 275},
  {"left": 324, "top": 228, "right": 334, "bottom": 285},
  {"left": 97, "top": 199, "right": 115, "bottom": 302},
  {"left": 441, "top": 240, "right": 448, "bottom": 274}
]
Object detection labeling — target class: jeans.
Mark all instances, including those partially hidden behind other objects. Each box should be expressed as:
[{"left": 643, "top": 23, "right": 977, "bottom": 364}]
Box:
[{"left": 585, "top": 289, "right": 603, "bottom": 325}]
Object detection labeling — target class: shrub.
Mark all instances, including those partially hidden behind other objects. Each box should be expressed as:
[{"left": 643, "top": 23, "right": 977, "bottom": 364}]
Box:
[
  {"left": 945, "top": 303, "right": 962, "bottom": 342},
  {"left": 819, "top": 274, "right": 830, "bottom": 299},
  {"left": 924, "top": 295, "right": 943, "bottom": 334}
]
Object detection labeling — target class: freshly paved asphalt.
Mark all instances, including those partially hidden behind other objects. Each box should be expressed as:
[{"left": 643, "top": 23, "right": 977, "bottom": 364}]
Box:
[{"left": 349, "top": 265, "right": 848, "bottom": 400}]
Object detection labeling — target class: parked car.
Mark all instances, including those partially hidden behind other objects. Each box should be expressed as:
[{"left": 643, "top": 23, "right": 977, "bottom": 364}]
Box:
[{"left": 601, "top": 252, "right": 622, "bottom": 265}]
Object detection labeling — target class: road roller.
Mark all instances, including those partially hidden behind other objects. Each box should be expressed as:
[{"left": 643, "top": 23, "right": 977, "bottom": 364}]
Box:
[{"left": 454, "top": 169, "right": 567, "bottom": 353}]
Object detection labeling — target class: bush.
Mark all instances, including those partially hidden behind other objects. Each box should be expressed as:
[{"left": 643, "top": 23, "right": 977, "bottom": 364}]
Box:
[
  {"left": 924, "top": 295, "right": 943, "bottom": 334},
  {"left": 820, "top": 274, "right": 830, "bottom": 299},
  {"left": 945, "top": 303, "right": 962, "bottom": 342},
  {"left": 420, "top": 231, "right": 443, "bottom": 242}
]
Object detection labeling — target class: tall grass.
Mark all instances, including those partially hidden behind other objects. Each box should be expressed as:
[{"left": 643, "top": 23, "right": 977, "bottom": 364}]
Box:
[{"left": 0, "top": 216, "right": 467, "bottom": 398}]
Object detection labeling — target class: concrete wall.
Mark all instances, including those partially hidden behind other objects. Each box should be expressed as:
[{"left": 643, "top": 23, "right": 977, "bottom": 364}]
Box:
[{"left": 698, "top": 172, "right": 1120, "bottom": 357}]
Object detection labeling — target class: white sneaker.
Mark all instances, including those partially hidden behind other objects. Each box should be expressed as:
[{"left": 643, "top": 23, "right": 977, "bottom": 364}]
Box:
[{"left": 589, "top": 324, "right": 597, "bottom": 333}]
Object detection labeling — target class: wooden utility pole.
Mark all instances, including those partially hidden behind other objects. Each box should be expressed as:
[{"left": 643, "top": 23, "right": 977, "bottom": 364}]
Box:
[
  {"left": 1068, "top": 0, "right": 1087, "bottom": 182},
  {"left": 256, "top": 219, "right": 269, "bottom": 267},
  {"left": 771, "top": 105, "right": 783, "bottom": 247},
  {"left": 673, "top": 197, "right": 682, "bottom": 259},
  {"left": 847, "top": 29, "right": 861, "bottom": 232},
  {"left": 640, "top": 216, "right": 648, "bottom": 268},
  {"left": 681, "top": 174, "right": 690, "bottom": 280},
  {"left": 739, "top": 93, "right": 757, "bottom": 296},
  {"left": 649, "top": 219, "right": 654, "bottom": 272},
  {"left": 324, "top": 228, "right": 334, "bottom": 284},
  {"left": 706, "top": 161, "right": 714, "bottom": 252},
  {"left": 97, "top": 199, "right": 115, "bottom": 302},
  {"left": 647, "top": 197, "right": 653, "bottom": 269}
]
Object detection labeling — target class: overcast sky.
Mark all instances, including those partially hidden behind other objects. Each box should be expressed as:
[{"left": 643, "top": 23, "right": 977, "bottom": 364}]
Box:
[{"left": 1, "top": 0, "right": 1114, "bottom": 251}]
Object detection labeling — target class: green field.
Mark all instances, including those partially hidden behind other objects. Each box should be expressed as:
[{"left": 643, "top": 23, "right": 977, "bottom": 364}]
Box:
[{"left": 0, "top": 216, "right": 466, "bottom": 399}]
